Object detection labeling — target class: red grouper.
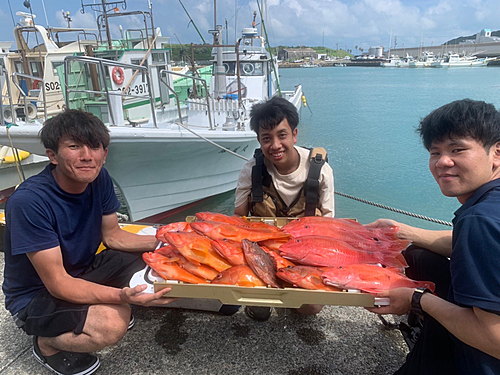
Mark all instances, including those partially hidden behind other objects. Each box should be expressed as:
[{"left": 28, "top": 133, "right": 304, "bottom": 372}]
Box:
[
  {"left": 162, "top": 231, "right": 232, "bottom": 272},
  {"left": 241, "top": 239, "right": 282, "bottom": 288},
  {"left": 210, "top": 238, "right": 247, "bottom": 266},
  {"left": 142, "top": 251, "right": 208, "bottom": 284},
  {"left": 155, "top": 245, "right": 219, "bottom": 281},
  {"left": 195, "top": 212, "right": 252, "bottom": 226},
  {"left": 190, "top": 221, "right": 290, "bottom": 242},
  {"left": 281, "top": 217, "right": 410, "bottom": 252},
  {"left": 211, "top": 265, "right": 266, "bottom": 287},
  {"left": 156, "top": 221, "right": 193, "bottom": 242},
  {"left": 278, "top": 236, "right": 407, "bottom": 270},
  {"left": 276, "top": 266, "right": 342, "bottom": 291},
  {"left": 321, "top": 264, "right": 436, "bottom": 293}
]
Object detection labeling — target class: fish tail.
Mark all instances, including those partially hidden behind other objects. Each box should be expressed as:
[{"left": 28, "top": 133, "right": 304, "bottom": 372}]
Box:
[{"left": 379, "top": 253, "right": 407, "bottom": 271}]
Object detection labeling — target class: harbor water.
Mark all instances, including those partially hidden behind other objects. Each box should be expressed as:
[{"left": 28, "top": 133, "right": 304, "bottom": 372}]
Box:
[{"left": 165, "top": 66, "right": 500, "bottom": 230}]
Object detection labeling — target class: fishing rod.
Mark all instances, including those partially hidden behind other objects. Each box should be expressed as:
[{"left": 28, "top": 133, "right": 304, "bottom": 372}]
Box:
[{"left": 178, "top": 0, "right": 207, "bottom": 44}]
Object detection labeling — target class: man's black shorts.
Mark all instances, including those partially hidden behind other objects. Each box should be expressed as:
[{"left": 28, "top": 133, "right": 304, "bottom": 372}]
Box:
[{"left": 14, "top": 250, "right": 145, "bottom": 337}]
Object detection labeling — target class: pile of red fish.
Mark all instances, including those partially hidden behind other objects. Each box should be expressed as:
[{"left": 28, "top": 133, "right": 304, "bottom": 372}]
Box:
[{"left": 142, "top": 213, "right": 435, "bottom": 294}]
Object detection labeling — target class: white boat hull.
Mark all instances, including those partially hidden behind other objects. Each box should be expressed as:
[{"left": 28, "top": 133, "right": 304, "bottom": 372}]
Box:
[{"left": 105, "top": 130, "right": 258, "bottom": 221}]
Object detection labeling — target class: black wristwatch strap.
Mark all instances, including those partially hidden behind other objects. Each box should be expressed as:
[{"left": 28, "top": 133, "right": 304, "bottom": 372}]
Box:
[{"left": 411, "top": 287, "right": 431, "bottom": 316}]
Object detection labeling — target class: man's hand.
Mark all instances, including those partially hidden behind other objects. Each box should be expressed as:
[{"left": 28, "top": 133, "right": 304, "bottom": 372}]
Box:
[
  {"left": 365, "top": 287, "right": 414, "bottom": 316},
  {"left": 120, "top": 284, "right": 178, "bottom": 307}
]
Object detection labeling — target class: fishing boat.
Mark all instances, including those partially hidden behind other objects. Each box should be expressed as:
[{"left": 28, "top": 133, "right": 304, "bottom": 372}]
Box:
[
  {"left": 408, "top": 51, "right": 436, "bottom": 68},
  {"left": 0, "top": 5, "right": 303, "bottom": 222},
  {"left": 430, "top": 53, "right": 488, "bottom": 68},
  {"left": 0, "top": 37, "right": 49, "bottom": 202}
]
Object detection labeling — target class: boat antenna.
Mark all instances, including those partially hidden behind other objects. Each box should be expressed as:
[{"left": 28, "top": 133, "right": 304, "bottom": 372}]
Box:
[
  {"left": 6, "top": 0, "right": 16, "bottom": 27},
  {"left": 178, "top": 0, "right": 207, "bottom": 44},
  {"left": 256, "top": 0, "right": 281, "bottom": 96}
]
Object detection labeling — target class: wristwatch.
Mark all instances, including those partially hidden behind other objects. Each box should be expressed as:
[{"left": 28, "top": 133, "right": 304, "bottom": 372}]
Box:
[{"left": 411, "top": 287, "right": 431, "bottom": 316}]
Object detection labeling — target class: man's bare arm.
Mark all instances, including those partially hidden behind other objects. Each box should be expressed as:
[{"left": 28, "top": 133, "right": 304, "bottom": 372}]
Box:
[
  {"left": 234, "top": 201, "right": 250, "bottom": 217},
  {"left": 27, "top": 247, "right": 174, "bottom": 306},
  {"left": 100, "top": 213, "right": 158, "bottom": 252}
]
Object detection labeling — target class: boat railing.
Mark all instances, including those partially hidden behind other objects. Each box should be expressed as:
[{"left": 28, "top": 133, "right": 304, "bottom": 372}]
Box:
[
  {"left": 10, "top": 72, "right": 48, "bottom": 123},
  {"left": 63, "top": 55, "right": 157, "bottom": 128},
  {"left": 1, "top": 67, "right": 16, "bottom": 126},
  {"left": 159, "top": 69, "right": 213, "bottom": 130},
  {"left": 76, "top": 32, "right": 99, "bottom": 52}
]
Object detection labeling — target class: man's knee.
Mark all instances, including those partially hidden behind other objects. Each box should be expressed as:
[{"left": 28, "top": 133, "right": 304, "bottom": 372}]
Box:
[{"left": 84, "top": 304, "right": 130, "bottom": 348}]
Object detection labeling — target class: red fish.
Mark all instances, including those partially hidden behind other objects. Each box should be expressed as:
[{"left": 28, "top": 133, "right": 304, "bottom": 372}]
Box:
[
  {"left": 142, "top": 252, "right": 208, "bottom": 284},
  {"left": 276, "top": 266, "right": 342, "bottom": 291},
  {"left": 155, "top": 245, "right": 219, "bottom": 281},
  {"left": 261, "top": 246, "right": 296, "bottom": 270},
  {"left": 210, "top": 265, "right": 266, "bottom": 287},
  {"left": 195, "top": 212, "right": 251, "bottom": 226},
  {"left": 162, "top": 231, "right": 232, "bottom": 272},
  {"left": 190, "top": 221, "right": 290, "bottom": 242},
  {"left": 258, "top": 238, "right": 290, "bottom": 252},
  {"left": 282, "top": 222, "right": 410, "bottom": 252},
  {"left": 321, "top": 264, "right": 436, "bottom": 293},
  {"left": 278, "top": 237, "right": 407, "bottom": 270},
  {"left": 241, "top": 239, "right": 281, "bottom": 288},
  {"left": 210, "top": 238, "right": 247, "bottom": 266},
  {"left": 281, "top": 236, "right": 407, "bottom": 265},
  {"left": 282, "top": 217, "right": 402, "bottom": 242},
  {"left": 156, "top": 222, "right": 192, "bottom": 242}
]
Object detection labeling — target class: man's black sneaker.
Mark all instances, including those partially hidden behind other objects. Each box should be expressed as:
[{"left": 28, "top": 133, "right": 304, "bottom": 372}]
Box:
[
  {"left": 128, "top": 314, "right": 135, "bottom": 330},
  {"left": 218, "top": 305, "right": 241, "bottom": 316},
  {"left": 245, "top": 306, "right": 272, "bottom": 321},
  {"left": 33, "top": 336, "right": 100, "bottom": 375}
]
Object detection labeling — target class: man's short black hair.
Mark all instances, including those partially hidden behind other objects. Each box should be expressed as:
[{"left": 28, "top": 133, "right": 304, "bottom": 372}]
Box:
[
  {"left": 250, "top": 96, "right": 299, "bottom": 134},
  {"left": 40, "top": 109, "right": 110, "bottom": 152},
  {"left": 417, "top": 99, "right": 500, "bottom": 150}
]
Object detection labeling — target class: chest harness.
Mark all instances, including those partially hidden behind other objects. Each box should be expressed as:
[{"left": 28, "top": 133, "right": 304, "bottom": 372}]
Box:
[{"left": 249, "top": 147, "right": 327, "bottom": 217}]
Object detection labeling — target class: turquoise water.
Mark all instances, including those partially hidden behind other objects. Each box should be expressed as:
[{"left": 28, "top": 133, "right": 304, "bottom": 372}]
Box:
[{"left": 164, "top": 66, "right": 500, "bottom": 229}]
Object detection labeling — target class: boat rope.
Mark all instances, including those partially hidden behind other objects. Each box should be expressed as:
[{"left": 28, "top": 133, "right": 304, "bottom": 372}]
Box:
[
  {"left": 176, "top": 122, "right": 249, "bottom": 160},
  {"left": 5, "top": 124, "right": 26, "bottom": 183},
  {"left": 334, "top": 191, "right": 453, "bottom": 227}
]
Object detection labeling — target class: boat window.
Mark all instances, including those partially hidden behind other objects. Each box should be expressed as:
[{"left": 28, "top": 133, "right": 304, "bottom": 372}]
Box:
[
  {"left": 52, "top": 61, "right": 63, "bottom": 74},
  {"left": 14, "top": 61, "right": 25, "bottom": 74},
  {"left": 29, "top": 61, "right": 43, "bottom": 78},
  {"left": 242, "top": 63, "right": 254, "bottom": 75},
  {"left": 152, "top": 52, "right": 166, "bottom": 63},
  {"left": 220, "top": 62, "right": 235, "bottom": 75},
  {"left": 131, "top": 59, "right": 148, "bottom": 68},
  {"left": 240, "top": 62, "right": 263, "bottom": 76}
]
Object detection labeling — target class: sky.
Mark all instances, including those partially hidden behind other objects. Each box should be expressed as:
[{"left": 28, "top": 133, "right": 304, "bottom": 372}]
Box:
[{"left": 2, "top": 0, "right": 500, "bottom": 53}]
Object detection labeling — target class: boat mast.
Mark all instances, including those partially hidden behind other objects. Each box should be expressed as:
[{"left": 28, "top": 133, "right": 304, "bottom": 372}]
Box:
[{"left": 80, "top": 0, "right": 127, "bottom": 48}]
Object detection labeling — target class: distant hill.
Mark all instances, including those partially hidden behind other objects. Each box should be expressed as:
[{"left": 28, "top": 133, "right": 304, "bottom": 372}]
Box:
[{"left": 445, "top": 30, "right": 500, "bottom": 45}]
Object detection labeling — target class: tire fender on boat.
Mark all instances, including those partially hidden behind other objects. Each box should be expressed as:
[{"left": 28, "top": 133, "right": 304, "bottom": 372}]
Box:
[{"left": 112, "top": 67, "right": 125, "bottom": 85}]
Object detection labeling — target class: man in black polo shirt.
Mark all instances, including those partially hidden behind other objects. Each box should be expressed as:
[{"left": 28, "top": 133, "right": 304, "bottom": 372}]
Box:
[{"left": 366, "top": 99, "right": 500, "bottom": 374}]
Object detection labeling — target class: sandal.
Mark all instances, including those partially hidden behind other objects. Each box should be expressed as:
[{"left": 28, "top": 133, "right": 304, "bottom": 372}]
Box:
[{"left": 32, "top": 336, "right": 100, "bottom": 375}]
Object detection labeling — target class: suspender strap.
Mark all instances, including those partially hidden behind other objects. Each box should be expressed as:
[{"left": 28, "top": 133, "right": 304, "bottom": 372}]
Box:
[
  {"left": 304, "top": 147, "right": 327, "bottom": 216},
  {"left": 251, "top": 149, "right": 268, "bottom": 203}
]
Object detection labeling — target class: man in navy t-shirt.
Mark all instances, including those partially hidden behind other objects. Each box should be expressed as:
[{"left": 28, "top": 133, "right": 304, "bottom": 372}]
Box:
[
  {"left": 366, "top": 99, "right": 500, "bottom": 374},
  {"left": 2, "top": 109, "right": 176, "bottom": 375}
]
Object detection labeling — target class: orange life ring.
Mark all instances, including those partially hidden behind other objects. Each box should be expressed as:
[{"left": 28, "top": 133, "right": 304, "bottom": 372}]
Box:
[{"left": 112, "top": 67, "right": 124, "bottom": 85}]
